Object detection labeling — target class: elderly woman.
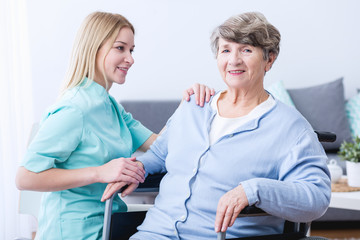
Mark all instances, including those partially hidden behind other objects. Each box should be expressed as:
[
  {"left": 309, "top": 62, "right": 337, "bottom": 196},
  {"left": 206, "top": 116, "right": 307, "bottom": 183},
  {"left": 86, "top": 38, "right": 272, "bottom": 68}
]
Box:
[{"left": 103, "top": 12, "right": 331, "bottom": 239}]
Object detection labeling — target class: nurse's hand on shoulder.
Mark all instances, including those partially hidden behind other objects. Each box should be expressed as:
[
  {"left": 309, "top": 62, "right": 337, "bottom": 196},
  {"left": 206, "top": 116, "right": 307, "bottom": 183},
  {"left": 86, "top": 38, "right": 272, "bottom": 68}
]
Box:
[
  {"left": 183, "top": 83, "right": 215, "bottom": 107},
  {"left": 215, "top": 184, "right": 249, "bottom": 233},
  {"left": 97, "top": 157, "right": 145, "bottom": 185},
  {"left": 100, "top": 160, "right": 144, "bottom": 202}
]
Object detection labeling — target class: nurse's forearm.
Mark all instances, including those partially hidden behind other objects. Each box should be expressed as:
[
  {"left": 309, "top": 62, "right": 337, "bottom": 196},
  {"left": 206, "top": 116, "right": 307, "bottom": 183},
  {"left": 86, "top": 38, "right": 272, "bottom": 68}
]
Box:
[
  {"left": 138, "top": 133, "right": 158, "bottom": 152},
  {"left": 15, "top": 157, "right": 145, "bottom": 192},
  {"left": 15, "top": 166, "right": 99, "bottom": 192}
]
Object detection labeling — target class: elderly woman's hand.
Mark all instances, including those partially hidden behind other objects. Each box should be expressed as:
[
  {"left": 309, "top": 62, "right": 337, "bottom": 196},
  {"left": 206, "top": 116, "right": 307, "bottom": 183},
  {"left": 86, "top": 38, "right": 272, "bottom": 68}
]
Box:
[
  {"left": 183, "top": 83, "right": 215, "bottom": 107},
  {"left": 101, "top": 181, "right": 139, "bottom": 202},
  {"left": 215, "top": 184, "right": 249, "bottom": 233}
]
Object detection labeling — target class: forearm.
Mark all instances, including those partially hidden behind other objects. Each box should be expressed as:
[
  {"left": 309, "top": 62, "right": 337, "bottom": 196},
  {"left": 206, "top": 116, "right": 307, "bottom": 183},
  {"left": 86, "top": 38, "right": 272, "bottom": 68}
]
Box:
[
  {"left": 243, "top": 129, "right": 332, "bottom": 222},
  {"left": 139, "top": 149, "right": 167, "bottom": 176},
  {"left": 242, "top": 177, "right": 330, "bottom": 222},
  {"left": 138, "top": 133, "right": 158, "bottom": 152},
  {"left": 138, "top": 127, "right": 169, "bottom": 175},
  {"left": 16, "top": 166, "right": 100, "bottom": 192}
]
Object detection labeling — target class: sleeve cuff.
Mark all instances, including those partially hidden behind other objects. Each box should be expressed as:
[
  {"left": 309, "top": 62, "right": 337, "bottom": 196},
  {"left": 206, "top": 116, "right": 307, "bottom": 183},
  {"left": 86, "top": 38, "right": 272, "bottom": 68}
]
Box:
[{"left": 240, "top": 179, "right": 260, "bottom": 206}]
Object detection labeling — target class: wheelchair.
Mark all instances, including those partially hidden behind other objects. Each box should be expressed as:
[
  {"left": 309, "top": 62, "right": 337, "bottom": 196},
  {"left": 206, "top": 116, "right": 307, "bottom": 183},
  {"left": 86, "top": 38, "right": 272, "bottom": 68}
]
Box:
[{"left": 102, "top": 131, "right": 336, "bottom": 240}]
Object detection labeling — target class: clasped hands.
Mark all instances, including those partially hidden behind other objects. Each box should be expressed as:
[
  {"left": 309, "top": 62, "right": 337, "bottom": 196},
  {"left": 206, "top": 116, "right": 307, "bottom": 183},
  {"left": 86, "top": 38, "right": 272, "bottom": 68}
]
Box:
[
  {"left": 100, "top": 157, "right": 249, "bottom": 234},
  {"left": 99, "top": 156, "right": 144, "bottom": 202}
]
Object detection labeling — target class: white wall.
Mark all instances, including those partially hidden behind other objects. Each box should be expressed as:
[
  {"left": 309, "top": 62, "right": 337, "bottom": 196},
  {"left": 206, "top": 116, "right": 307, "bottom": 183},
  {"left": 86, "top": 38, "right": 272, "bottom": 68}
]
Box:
[{"left": 27, "top": 0, "right": 360, "bottom": 121}]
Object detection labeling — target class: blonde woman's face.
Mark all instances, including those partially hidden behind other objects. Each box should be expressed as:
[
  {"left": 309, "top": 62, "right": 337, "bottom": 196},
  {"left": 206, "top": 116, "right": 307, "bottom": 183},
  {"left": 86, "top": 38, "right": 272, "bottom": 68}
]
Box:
[{"left": 95, "top": 27, "right": 135, "bottom": 90}]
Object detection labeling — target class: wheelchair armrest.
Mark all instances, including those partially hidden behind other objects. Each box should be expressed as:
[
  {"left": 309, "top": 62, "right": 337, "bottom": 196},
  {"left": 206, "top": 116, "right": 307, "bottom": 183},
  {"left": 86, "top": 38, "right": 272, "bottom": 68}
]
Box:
[
  {"left": 238, "top": 205, "right": 268, "bottom": 217},
  {"left": 136, "top": 173, "right": 165, "bottom": 191}
]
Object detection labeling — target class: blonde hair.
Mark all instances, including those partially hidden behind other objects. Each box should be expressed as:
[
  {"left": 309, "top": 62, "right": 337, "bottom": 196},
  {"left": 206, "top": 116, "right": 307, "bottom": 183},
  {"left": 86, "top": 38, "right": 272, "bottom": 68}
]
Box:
[
  {"left": 60, "top": 11, "right": 134, "bottom": 94},
  {"left": 210, "top": 12, "right": 280, "bottom": 61}
]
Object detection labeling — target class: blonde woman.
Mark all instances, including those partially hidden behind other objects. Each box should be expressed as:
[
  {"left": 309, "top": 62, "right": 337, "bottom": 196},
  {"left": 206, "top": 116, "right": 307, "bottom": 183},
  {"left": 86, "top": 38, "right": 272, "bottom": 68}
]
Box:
[{"left": 15, "top": 11, "right": 213, "bottom": 239}]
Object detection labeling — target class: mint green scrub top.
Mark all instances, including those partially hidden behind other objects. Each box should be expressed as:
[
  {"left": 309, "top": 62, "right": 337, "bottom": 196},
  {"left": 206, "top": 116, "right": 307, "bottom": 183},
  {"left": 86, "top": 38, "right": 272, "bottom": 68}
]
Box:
[{"left": 22, "top": 79, "right": 152, "bottom": 240}]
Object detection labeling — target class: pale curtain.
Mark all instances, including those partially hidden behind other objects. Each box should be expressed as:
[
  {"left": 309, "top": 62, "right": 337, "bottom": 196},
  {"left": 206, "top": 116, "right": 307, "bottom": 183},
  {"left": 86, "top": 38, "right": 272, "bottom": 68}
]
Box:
[{"left": 0, "top": 0, "right": 34, "bottom": 239}]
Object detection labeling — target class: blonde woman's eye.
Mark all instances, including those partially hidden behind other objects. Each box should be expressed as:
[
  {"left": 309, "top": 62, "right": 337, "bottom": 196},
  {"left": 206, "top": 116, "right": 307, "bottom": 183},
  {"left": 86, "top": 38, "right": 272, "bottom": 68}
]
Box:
[{"left": 117, "top": 46, "right": 124, "bottom": 51}]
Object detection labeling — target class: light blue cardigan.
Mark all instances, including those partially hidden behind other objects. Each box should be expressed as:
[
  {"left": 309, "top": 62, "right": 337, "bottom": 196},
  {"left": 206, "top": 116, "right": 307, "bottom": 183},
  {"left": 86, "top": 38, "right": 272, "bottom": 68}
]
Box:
[{"left": 133, "top": 95, "right": 331, "bottom": 240}]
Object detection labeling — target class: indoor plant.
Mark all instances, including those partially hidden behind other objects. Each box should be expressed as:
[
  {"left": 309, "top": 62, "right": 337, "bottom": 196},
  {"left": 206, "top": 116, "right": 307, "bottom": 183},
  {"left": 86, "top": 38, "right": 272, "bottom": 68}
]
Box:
[{"left": 338, "top": 136, "right": 360, "bottom": 187}]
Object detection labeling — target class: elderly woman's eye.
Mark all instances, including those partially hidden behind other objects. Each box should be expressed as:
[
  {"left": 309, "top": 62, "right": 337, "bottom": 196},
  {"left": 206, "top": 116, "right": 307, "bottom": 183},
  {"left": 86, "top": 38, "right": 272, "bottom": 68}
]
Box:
[
  {"left": 221, "top": 49, "right": 230, "bottom": 53},
  {"left": 243, "top": 49, "right": 252, "bottom": 53}
]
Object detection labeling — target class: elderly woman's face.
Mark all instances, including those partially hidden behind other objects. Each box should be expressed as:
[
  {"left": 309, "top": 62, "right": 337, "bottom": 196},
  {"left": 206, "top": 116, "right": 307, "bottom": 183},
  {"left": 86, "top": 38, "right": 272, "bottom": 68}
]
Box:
[{"left": 217, "top": 38, "right": 272, "bottom": 90}]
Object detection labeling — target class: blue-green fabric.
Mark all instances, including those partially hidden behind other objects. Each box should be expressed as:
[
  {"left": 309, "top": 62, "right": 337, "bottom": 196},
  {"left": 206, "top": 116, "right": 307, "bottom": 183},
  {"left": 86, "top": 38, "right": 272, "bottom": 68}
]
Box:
[
  {"left": 266, "top": 80, "right": 295, "bottom": 107},
  {"left": 22, "top": 79, "right": 152, "bottom": 240},
  {"left": 346, "top": 93, "right": 360, "bottom": 137}
]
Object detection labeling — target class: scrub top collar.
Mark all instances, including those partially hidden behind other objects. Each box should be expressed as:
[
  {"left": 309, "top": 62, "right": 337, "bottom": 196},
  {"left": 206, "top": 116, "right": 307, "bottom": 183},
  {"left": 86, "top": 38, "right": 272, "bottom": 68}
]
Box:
[{"left": 81, "top": 77, "right": 109, "bottom": 99}]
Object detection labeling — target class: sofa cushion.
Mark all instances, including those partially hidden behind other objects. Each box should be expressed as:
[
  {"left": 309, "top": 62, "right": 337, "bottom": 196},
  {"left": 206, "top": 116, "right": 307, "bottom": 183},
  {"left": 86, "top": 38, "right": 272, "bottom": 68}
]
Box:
[
  {"left": 266, "top": 80, "right": 295, "bottom": 107},
  {"left": 345, "top": 92, "right": 360, "bottom": 137},
  {"left": 287, "top": 78, "right": 352, "bottom": 150},
  {"left": 120, "top": 100, "right": 180, "bottom": 134}
]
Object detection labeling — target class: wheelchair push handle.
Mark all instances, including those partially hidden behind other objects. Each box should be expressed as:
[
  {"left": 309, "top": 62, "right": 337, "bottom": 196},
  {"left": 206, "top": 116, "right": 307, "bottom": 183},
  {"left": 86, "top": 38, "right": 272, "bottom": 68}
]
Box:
[{"left": 314, "top": 131, "right": 336, "bottom": 143}]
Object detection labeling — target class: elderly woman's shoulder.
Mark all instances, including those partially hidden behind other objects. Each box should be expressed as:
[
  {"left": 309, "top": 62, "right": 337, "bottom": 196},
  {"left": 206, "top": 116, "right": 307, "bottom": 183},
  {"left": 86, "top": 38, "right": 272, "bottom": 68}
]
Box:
[
  {"left": 273, "top": 99, "right": 298, "bottom": 113},
  {"left": 272, "top": 100, "right": 310, "bottom": 125}
]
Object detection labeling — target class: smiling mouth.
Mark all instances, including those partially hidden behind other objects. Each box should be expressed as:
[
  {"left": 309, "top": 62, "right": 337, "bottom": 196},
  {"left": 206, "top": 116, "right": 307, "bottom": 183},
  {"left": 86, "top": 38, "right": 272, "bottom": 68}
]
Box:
[
  {"left": 228, "top": 70, "right": 245, "bottom": 74},
  {"left": 117, "top": 67, "right": 128, "bottom": 71},
  {"left": 117, "top": 67, "right": 129, "bottom": 74}
]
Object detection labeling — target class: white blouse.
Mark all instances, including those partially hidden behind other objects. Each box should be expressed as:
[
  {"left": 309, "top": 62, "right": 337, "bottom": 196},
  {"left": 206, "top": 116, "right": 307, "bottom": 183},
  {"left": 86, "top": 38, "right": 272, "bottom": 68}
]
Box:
[{"left": 209, "top": 91, "right": 275, "bottom": 145}]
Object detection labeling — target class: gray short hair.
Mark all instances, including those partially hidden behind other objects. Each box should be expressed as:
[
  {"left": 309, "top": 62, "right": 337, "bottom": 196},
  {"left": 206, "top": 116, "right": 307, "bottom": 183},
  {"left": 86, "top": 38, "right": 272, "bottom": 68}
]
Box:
[{"left": 210, "top": 12, "right": 281, "bottom": 60}]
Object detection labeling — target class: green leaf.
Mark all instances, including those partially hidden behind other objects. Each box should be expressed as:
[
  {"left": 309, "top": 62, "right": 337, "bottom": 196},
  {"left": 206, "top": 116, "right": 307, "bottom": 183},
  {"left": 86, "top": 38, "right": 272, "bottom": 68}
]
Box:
[{"left": 338, "top": 136, "right": 360, "bottom": 163}]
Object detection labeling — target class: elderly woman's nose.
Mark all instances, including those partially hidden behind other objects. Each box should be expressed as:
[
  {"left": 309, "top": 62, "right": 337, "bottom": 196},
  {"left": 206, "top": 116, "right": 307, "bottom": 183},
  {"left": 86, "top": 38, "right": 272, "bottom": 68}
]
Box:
[{"left": 228, "top": 51, "right": 242, "bottom": 65}]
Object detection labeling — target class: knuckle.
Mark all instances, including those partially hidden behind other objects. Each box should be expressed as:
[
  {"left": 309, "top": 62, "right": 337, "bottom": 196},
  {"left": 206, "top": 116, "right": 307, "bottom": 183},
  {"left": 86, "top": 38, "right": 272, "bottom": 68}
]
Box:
[{"left": 225, "top": 211, "right": 232, "bottom": 217}]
